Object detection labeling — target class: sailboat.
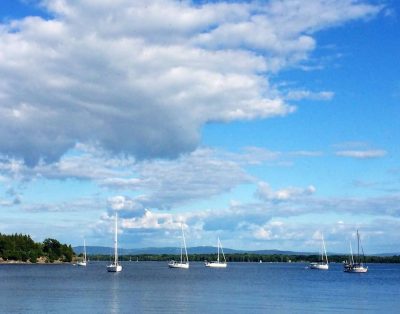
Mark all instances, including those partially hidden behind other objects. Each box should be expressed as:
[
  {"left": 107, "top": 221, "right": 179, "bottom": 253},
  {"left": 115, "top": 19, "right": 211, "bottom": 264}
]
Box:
[
  {"left": 168, "top": 224, "right": 189, "bottom": 269},
  {"left": 205, "top": 237, "right": 227, "bottom": 268},
  {"left": 344, "top": 230, "right": 368, "bottom": 273},
  {"left": 107, "top": 212, "right": 122, "bottom": 272},
  {"left": 309, "top": 233, "right": 329, "bottom": 270},
  {"left": 77, "top": 239, "right": 87, "bottom": 267}
]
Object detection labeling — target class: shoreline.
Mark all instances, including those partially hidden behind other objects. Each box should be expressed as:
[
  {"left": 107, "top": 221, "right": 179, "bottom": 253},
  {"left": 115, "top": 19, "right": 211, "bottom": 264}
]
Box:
[{"left": 0, "top": 257, "right": 72, "bottom": 265}]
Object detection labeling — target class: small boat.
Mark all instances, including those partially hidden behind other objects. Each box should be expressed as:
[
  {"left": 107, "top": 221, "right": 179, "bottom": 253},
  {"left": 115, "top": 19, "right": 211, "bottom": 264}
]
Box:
[
  {"left": 309, "top": 233, "right": 329, "bottom": 270},
  {"left": 107, "top": 212, "right": 122, "bottom": 272},
  {"left": 344, "top": 230, "right": 368, "bottom": 273},
  {"left": 168, "top": 224, "right": 189, "bottom": 269},
  {"left": 77, "top": 239, "right": 87, "bottom": 267},
  {"left": 205, "top": 237, "right": 227, "bottom": 268}
]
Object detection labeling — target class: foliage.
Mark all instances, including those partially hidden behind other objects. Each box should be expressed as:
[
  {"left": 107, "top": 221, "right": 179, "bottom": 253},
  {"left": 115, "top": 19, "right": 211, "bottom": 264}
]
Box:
[{"left": 0, "top": 233, "right": 75, "bottom": 263}]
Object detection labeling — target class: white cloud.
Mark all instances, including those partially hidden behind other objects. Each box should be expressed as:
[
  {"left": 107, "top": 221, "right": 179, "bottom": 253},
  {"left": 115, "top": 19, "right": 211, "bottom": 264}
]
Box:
[
  {"left": 289, "top": 150, "right": 323, "bottom": 157},
  {"left": 122, "top": 209, "right": 182, "bottom": 230},
  {"left": 256, "top": 181, "right": 316, "bottom": 202},
  {"left": 107, "top": 195, "right": 145, "bottom": 218},
  {"left": 0, "top": 145, "right": 255, "bottom": 211},
  {"left": 284, "top": 90, "right": 334, "bottom": 101},
  {"left": 0, "top": 0, "right": 381, "bottom": 165},
  {"left": 335, "top": 149, "right": 387, "bottom": 159},
  {"left": 101, "top": 148, "right": 254, "bottom": 210}
]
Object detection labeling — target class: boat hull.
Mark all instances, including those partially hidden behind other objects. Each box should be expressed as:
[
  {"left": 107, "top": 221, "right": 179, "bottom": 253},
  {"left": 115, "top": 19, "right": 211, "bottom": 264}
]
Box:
[
  {"left": 168, "top": 262, "right": 189, "bottom": 269},
  {"left": 309, "top": 263, "right": 329, "bottom": 270},
  {"left": 107, "top": 264, "right": 122, "bottom": 272},
  {"left": 77, "top": 261, "right": 87, "bottom": 267},
  {"left": 344, "top": 265, "right": 368, "bottom": 273},
  {"left": 205, "top": 262, "right": 227, "bottom": 268}
]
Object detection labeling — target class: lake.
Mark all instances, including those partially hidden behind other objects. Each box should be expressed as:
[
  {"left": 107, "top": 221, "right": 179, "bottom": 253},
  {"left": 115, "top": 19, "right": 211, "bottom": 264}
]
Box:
[{"left": 1, "top": 262, "right": 399, "bottom": 313}]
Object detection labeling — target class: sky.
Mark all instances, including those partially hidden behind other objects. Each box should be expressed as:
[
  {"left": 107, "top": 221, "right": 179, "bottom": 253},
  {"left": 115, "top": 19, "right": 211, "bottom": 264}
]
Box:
[{"left": 0, "top": 0, "right": 399, "bottom": 254}]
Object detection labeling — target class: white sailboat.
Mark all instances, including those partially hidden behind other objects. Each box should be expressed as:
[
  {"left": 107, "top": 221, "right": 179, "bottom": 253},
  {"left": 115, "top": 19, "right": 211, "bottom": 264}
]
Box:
[
  {"left": 344, "top": 230, "right": 368, "bottom": 273},
  {"left": 107, "top": 212, "right": 122, "bottom": 272},
  {"left": 309, "top": 233, "right": 329, "bottom": 270},
  {"left": 77, "top": 239, "right": 87, "bottom": 267},
  {"left": 205, "top": 237, "right": 227, "bottom": 268},
  {"left": 168, "top": 224, "right": 189, "bottom": 269}
]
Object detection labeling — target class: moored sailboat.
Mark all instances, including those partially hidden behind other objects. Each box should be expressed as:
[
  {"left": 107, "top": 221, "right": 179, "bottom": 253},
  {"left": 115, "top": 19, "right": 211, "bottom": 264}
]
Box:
[
  {"left": 205, "top": 237, "right": 227, "bottom": 268},
  {"left": 344, "top": 230, "right": 368, "bottom": 273},
  {"left": 77, "top": 239, "right": 87, "bottom": 267},
  {"left": 309, "top": 233, "right": 329, "bottom": 270},
  {"left": 168, "top": 224, "right": 189, "bottom": 269},
  {"left": 107, "top": 212, "right": 122, "bottom": 272}
]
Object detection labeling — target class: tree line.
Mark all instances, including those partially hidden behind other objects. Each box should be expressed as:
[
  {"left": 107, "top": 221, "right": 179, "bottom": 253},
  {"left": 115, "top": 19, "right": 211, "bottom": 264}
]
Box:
[
  {"left": 86, "top": 253, "right": 400, "bottom": 263},
  {"left": 0, "top": 233, "right": 74, "bottom": 263}
]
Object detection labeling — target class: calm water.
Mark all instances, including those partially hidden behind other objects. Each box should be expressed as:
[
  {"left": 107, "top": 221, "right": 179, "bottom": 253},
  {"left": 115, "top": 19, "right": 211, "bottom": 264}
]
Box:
[{"left": 0, "top": 262, "right": 399, "bottom": 313}]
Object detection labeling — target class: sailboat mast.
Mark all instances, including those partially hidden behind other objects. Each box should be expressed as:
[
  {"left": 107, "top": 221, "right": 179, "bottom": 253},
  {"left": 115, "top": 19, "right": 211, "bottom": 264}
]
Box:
[
  {"left": 322, "top": 234, "right": 328, "bottom": 264},
  {"left": 182, "top": 224, "right": 188, "bottom": 263},
  {"left": 180, "top": 225, "right": 183, "bottom": 263},
  {"left": 180, "top": 247, "right": 183, "bottom": 263},
  {"left": 350, "top": 242, "right": 354, "bottom": 265},
  {"left": 114, "top": 212, "right": 118, "bottom": 264},
  {"left": 217, "top": 237, "right": 220, "bottom": 263},
  {"left": 220, "top": 239, "right": 226, "bottom": 263},
  {"left": 84, "top": 239, "right": 87, "bottom": 262},
  {"left": 357, "top": 230, "right": 360, "bottom": 264}
]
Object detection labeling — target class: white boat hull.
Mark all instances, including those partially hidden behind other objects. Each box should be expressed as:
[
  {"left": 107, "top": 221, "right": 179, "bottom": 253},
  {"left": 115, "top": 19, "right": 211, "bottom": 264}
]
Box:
[
  {"left": 168, "top": 261, "right": 189, "bottom": 269},
  {"left": 107, "top": 264, "right": 122, "bottom": 272},
  {"left": 205, "top": 262, "right": 227, "bottom": 268},
  {"left": 344, "top": 264, "right": 368, "bottom": 273},
  {"left": 77, "top": 261, "right": 87, "bottom": 267},
  {"left": 309, "top": 263, "right": 329, "bottom": 270}
]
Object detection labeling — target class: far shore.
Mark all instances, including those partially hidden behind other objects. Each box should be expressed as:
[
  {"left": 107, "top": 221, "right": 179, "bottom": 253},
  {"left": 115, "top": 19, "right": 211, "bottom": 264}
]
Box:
[{"left": 0, "top": 257, "right": 72, "bottom": 265}]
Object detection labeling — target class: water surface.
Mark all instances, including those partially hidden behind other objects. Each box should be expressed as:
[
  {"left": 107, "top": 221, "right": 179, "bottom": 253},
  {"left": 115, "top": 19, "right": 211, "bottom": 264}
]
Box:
[{"left": 1, "top": 262, "right": 399, "bottom": 313}]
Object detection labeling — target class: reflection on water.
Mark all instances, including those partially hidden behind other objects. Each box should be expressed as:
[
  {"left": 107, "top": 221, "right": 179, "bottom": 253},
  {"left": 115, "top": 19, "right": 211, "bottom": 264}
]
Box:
[{"left": 109, "top": 272, "right": 120, "bottom": 314}]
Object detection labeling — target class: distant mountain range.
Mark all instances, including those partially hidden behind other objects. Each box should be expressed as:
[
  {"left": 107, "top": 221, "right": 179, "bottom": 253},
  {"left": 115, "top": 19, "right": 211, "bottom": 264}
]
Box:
[
  {"left": 73, "top": 246, "right": 313, "bottom": 255},
  {"left": 73, "top": 246, "right": 400, "bottom": 256}
]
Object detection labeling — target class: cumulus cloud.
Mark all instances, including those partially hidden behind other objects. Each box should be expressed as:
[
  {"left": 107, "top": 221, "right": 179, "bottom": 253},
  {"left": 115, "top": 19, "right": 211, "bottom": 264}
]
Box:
[
  {"left": 107, "top": 195, "right": 145, "bottom": 218},
  {"left": 0, "top": 0, "right": 381, "bottom": 165},
  {"left": 122, "top": 209, "right": 181, "bottom": 230},
  {"left": 256, "top": 181, "right": 316, "bottom": 202}
]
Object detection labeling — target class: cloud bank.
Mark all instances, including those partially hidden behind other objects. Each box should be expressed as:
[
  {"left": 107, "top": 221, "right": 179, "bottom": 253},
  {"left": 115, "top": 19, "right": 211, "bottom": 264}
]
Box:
[{"left": 0, "top": 0, "right": 381, "bottom": 165}]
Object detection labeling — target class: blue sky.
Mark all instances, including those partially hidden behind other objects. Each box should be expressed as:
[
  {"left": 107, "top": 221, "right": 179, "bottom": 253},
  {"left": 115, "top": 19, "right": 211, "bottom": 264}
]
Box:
[{"left": 0, "top": 0, "right": 399, "bottom": 253}]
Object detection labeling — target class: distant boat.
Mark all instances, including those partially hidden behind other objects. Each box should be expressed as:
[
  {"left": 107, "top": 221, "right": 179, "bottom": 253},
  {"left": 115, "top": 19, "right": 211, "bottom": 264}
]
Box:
[
  {"left": 77, "top": 239, "right": 87, "bottom": 267},
  {"left": 168, "top": 224, "right": 189, "bottom": 269},
  {"left": 309, "top": 233, "right": 329, "bottom": 270},
  {"left": 344, "top": 230, "right": 368, "bottom": 273},
  {"left": 205, "top": 237, "right": 227, "bottom": 268},
  {"left": 107, "top": 213, "right": 122, "bottom": 272}
]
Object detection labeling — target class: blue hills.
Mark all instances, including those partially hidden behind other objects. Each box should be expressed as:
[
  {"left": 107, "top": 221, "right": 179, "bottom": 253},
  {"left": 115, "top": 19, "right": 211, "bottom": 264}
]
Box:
[
  {"left": 73, "top": 246, "right": 400, "bottom": 256},
  {"left": 73, "top": 246, "right": 311, "bottom": 255}
]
